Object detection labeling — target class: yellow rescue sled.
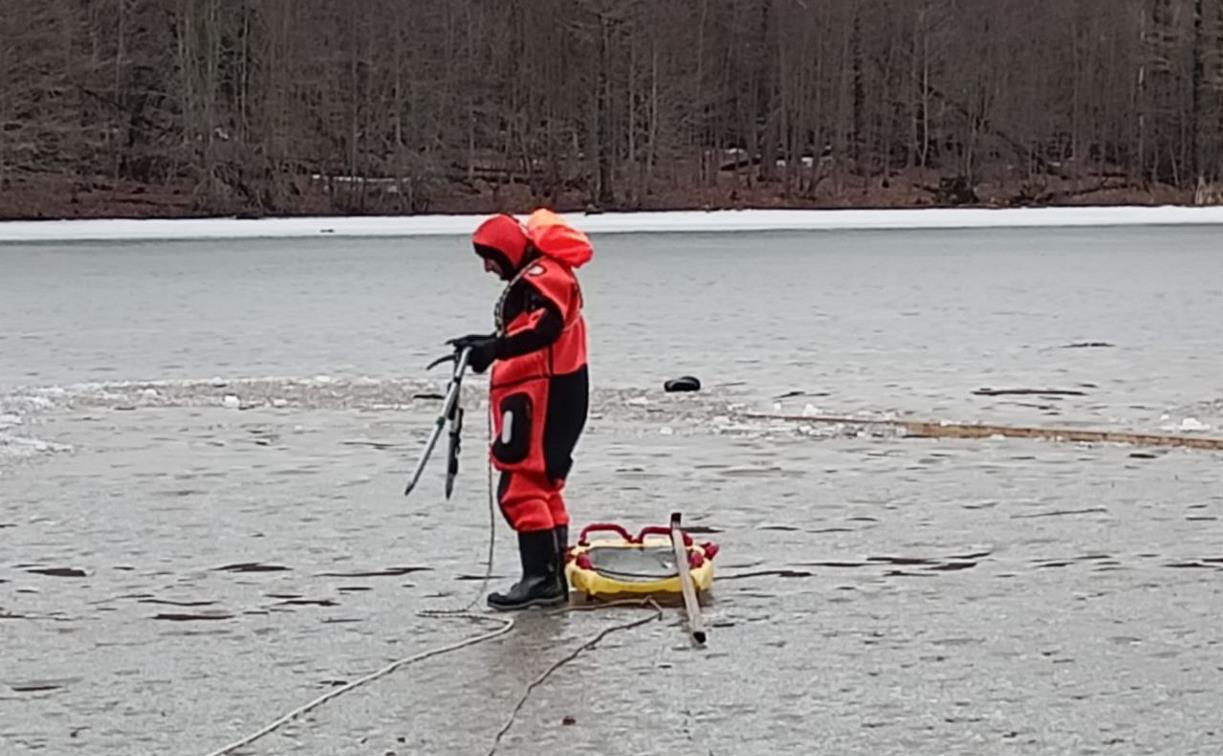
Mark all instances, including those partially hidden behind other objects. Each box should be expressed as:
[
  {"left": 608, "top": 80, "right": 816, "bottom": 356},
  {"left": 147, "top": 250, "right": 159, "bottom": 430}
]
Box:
[{"left": 565, "top": 522, "right": 719, "bottom": 602}]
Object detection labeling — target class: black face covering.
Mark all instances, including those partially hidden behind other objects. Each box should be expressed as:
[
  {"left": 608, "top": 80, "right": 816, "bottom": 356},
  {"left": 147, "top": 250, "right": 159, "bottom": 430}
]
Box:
[{"left": 474, "top": 243, "right": 514, "bottom": 281}]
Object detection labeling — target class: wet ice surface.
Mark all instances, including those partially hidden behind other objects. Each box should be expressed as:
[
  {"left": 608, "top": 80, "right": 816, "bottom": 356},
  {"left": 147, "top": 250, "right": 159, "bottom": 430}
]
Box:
[
  {"left": 2, "top": 386, "right": 1222, "bottom": 755},
  {"left": 2, "top": 228, "right": 1222, "bottom": 754}
]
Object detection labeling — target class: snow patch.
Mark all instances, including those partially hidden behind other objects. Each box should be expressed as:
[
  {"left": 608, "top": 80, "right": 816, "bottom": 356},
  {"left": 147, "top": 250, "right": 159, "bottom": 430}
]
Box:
[
  {"left": 0, "top": 433, "right": 73, "bottom": 459},
  {"left": 1176, "top": 417, "right": 1210, "bottom": 432},
  {"left": 2, "top": 206, "right": 1221, "bottom": 243}
]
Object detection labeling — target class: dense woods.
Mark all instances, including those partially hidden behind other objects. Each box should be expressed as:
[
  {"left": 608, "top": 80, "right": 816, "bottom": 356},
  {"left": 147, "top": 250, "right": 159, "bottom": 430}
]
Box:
[{"left": 2, "top": 0, "right": 1222, "bottom": 219}]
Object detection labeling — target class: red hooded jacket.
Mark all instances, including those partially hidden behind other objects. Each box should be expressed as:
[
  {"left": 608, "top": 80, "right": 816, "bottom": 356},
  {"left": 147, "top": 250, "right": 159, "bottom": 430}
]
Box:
[{"left": 470, "top": 210, "right": 592, "bottom": 481}]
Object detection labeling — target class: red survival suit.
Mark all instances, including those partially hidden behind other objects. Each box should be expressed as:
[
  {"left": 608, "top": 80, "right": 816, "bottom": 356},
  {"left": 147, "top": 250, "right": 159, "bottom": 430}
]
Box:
[{"left": 471, "top": 209, "right": 592, "bottom": 535}]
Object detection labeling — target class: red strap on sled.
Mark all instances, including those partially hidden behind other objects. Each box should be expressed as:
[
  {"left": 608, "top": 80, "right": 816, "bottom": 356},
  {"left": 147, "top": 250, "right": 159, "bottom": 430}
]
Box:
[
  {"left": 578, "top": 523, "right": 633, "bottom": 546},
  {"left": 636, "top": 525, "right": 692, "bottom": 546},
  {"left": 576, "top": 523, "right": 718, "bottom": 571}
]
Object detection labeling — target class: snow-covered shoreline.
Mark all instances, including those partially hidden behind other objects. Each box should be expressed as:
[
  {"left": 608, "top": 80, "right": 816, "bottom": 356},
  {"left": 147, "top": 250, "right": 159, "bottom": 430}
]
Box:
[{"left": 1, "top": 206, "right": 1222, "bottom": 243}]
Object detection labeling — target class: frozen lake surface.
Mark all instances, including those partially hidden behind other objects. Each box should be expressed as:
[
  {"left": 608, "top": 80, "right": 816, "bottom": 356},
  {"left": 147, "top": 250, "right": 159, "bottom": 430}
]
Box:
[{"left": 2, "top": 225, "right": 1221, "bottom": 754}]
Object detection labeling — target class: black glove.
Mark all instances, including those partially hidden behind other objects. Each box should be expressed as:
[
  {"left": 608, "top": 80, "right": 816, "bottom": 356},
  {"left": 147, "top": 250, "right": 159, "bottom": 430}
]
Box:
[
  {"left": 461, "top": 336, "right": 499, "bottom": 374},
  {"left": 447, "top": 333, "right": 495, "bottom": 351}
]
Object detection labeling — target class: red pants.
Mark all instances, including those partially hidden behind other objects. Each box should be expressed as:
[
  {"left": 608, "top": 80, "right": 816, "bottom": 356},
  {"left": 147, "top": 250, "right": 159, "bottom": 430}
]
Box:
[{"left": 497, "top": 470, "right": 569, "bottom": 532}]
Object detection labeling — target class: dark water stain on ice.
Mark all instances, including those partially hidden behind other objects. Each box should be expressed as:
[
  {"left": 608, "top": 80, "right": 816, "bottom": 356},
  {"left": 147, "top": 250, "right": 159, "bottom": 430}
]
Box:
[
  {"left": 8, "top": 677, "right": 82, "bottom": 694},
  {"left": 720, "top": 466, "right": 784, "bottom": 477},
  {"left": 867, "top": 555, "right": 937, "bottom": 566},
  {"left": 137, "top": 598, "right": 216, "bottom": 607},
  {"left": 973, "top": 387, "right": 1087, "bottom": 396},
  {"left": 926, "top": 561, "right": 978, "bottom": 571},
  {"left": 215, "top": 562, "right": 290, "bottom": 573},
  {"left": 1012, "top": 507, "right": 1108, "bottom": 519},
  {"left": 1033, "top": 559, "right": 1073, "bottom": 569},
  {"left": 315, "top": 566, "right": 430, "bottom": 578},
  {"left": 1165, "top": 561, "right": 1223, "bottom": 570},
  {"left": 339, "top": 439, "right": 398, "bottom": 450},
  {"left": 681, "top": 525, "right": 723, "bottom": 534},
  {"left": 948, "top": 550, "right": 993, "bottom": 560},
  {"left": 720, "top": 569, "right": 815, "bottom": 580},
  {"left": 26, "top": 567, "right": 87, "bottom": 578},
  {"left": 774, "top": 390, "right": 832, "bottom": 399},
  {"left": 275, "top": 598, "right": 338, "bottom": 607},
  {"left": 152, "top": 611, "right": 235, "bottom": 621}
]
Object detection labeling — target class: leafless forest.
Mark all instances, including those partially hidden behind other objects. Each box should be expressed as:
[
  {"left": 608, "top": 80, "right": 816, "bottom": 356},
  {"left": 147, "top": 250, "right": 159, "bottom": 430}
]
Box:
[{"left": 2, "top": 0, "right": 1221, "bottom": 219}]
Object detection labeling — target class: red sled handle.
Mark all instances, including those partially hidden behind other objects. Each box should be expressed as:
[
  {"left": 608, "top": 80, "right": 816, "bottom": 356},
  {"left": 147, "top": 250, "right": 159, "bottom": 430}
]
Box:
[
  {"left": 578, "top": 523, "right": 633, "bottom": 545},
  {"left": 578, "top": 523, "right": 712, "bottom": 556},
  {"left": 637, "top": 525, "right": 693, "bottom": 546}
]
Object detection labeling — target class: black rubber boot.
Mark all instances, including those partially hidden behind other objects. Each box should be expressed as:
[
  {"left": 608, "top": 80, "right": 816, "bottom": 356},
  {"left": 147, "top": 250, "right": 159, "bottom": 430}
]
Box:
[
  {"left": 554, "top": 524, "right": 570, "bottom": 601},
  {"left": 487, "top": 529, "right": 566, "bottom": 611}
]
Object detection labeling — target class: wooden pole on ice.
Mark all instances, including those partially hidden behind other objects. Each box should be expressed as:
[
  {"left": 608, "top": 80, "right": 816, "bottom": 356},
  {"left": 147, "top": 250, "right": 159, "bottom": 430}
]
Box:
[{"left": 670, "top": 512, "right": 706, "bottom": 646}]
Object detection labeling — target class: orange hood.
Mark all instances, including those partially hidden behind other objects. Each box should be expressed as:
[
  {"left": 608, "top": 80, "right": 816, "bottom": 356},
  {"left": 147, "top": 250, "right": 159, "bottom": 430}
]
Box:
[{"left": 524, "top": 209, "right": 593, "bottom": 268}]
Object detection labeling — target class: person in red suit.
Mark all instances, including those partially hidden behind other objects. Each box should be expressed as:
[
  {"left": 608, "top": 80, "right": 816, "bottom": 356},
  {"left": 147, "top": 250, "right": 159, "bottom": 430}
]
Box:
[{"left": 450, "top": 209, "right": 592, "bottom": 611}]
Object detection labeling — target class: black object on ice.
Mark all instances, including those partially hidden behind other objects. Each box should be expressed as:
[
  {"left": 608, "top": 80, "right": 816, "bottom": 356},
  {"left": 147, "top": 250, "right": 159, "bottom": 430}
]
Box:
[{"left": 664, "top": 376, "right": 701, "bottom": 393}]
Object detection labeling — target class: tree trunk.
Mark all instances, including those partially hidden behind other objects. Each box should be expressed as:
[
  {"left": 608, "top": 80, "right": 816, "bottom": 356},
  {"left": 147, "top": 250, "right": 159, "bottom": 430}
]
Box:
[
  {"left": 113, "top": 0, "right": 126, "bottom": 181},
  {"left": 597, "top": 14, "right": 614, "bottom": 206},
  {"left": 0, "top": 7, "right": 9, "bottom": 193},
  {"left": 646, "top": 43, "right": 660, "bottom": 202},
  {"left": 1137, "top": 7, "right": 1148, "bottom": 182},
  {"left": 851, "top": 5, "right": 864, "bottom": 169}
]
